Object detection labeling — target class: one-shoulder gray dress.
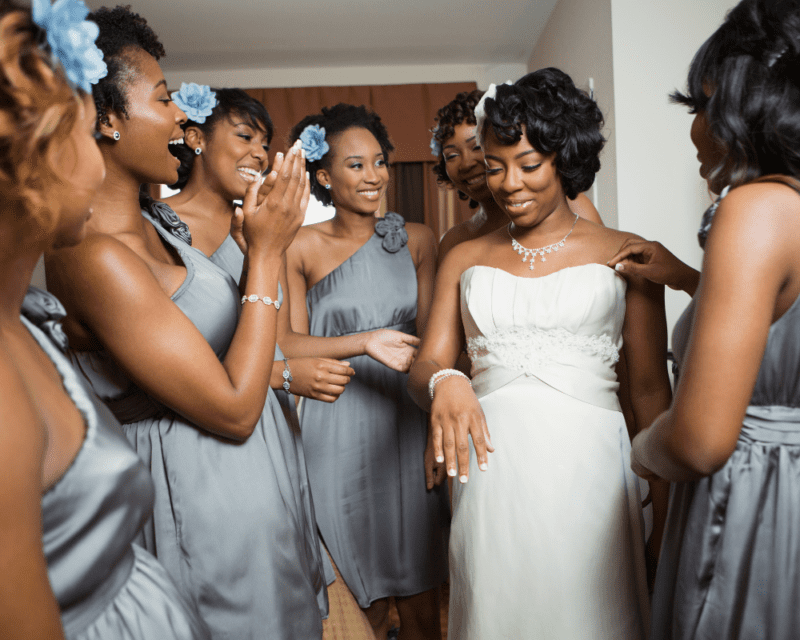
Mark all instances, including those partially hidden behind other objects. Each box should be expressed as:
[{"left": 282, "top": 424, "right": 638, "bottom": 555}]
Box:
[
  {"left": 21, "top": 287, "right": 209, "bottom": 640},
  {"left": 651, "top": 213, "right": 800, "bottom": 637},
  {"left": 69, "top": 206, "right": 326, "bottom": 640},
  {"left": 301, "top": 214, "right": 450, "bottom": 608}
]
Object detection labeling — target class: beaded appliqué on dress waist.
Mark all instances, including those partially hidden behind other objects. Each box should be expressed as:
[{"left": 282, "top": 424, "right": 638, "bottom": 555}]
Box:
[{"left": 467, "top": 326, "right": 620, "bottom": 372}]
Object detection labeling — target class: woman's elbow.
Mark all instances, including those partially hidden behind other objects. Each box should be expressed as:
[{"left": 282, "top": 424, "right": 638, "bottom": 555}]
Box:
[{"left": 669, "top": 421, "right": 739, "bottom": 478}]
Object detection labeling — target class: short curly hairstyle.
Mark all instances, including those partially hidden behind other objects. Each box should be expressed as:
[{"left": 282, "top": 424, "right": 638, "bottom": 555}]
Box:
[
  {"left": 0, "top": 0, "right": 82, "bottom": 235},
  {"left": 170, "top": 88, "right": 274, "bottom": 190},
  {"left": 88, "top": 5, "right": 165, "bottom": 127},
  {"left": 429, "top": 89, "right": 484, "bottom": 208},
  {"left": 480, "top": 68, "right": 605, "bottom": 200},
  {"left": 671, "top": 0, "right": 800, "bottom": 189},
  {"left": 288, "top": 103, "right": 394, "bottom": 207}
]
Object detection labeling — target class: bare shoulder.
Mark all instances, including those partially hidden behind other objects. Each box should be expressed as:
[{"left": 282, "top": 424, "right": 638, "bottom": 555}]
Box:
[
  {"left": 406, "top": 222, "right": 436, "bottom": 255},
  {"left": 438, "top": 221, "right": 477, "bottom": 263},
  {"left": 287, "top": 224, "right": 326, "bottom": 255},
  {"left": 438, "top": 231, "right": 493, "bottom": 282},
  {"left": 714, "top": 182, "right": 800, "bottom": 237}
]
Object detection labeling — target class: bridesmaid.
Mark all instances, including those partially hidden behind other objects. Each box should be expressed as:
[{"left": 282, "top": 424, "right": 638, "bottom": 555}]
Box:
[
  {"left": 286, "top": 104, "right": 450, "bottom": 640},
  {"left": 44, "top": 6, "right": 325, "bottom": 639},
  {"left": 609, "top": 0, "right": 800, "bottom": 638},
  {"left": 0, "top": 1, "right": 206, "bottom": 638}
]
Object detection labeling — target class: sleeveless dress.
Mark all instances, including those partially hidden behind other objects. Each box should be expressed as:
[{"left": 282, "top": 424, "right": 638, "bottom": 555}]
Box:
[
  {"left": 69, "top": 207, "right": 326, "bottom": 640},
  {"left": 21, "top": 287, "right": 209, "bottom": 640},
  {"left": 650, "top": 186, "right": 800, "bottom": 639},
  {"left": 451, "top": 264, "right": 650, "bottom": 639},
  {"left": 301, "top": 214, "right": 450, "bottom": 607}
]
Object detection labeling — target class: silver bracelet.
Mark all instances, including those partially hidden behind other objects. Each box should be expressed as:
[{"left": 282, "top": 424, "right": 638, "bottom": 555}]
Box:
[
  {"left": 241, "top": 294, "right": 281, "bottom": 310},
  {"left": 282, "top": 358, "right": 292, "bottom": 392},
  {"left": 428, "top": 368, "right": 471, "bottom": 400}
]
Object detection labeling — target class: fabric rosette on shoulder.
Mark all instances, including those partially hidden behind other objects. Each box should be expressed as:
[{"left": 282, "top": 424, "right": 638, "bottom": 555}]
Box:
[
  {"left": 32, "top": 0, "right": 108, "bottom": 93},
  {"left": 375, "top": 212, "right": 408, "bottom": 253},
  {"left": 171, "top": 83, "right": 218, "bottom": 124}
]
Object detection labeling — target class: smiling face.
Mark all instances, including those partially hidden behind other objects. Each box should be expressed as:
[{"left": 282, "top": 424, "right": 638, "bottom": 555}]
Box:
[
  {"left": 443, "top": 122, "right": 491, "bottom": 203},
  {"left": 105, "top": 48, "right": 186, "bottom": 185},
  {"left": 317, "top": 127, "right": 389, "bottom": 216},
  {"left": 194, "top": 115, "right": 269, "bottom": 201},
  {"left": 482, "top": 127, "right": 566, "bottom": 228},
  {"left": 48, "top": 95, "right": 106, "bottom": 248}
]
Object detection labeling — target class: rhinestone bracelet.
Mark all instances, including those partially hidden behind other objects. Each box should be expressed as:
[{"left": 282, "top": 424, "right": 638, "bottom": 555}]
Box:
[
  {"left": 428, "top": 368, "right": 471, "bottom": 400},
  {"left": 241, "top": 294, "right": 281, "bottom": 310},
  {"left": 282, "top": 358, "right": 292, "bottom": 392}
]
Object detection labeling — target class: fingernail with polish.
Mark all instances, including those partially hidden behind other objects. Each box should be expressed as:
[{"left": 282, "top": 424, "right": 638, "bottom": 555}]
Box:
[
  {"left": 447, "top": 468, "right": 456, "bottom": 477},
  {"left": 436, "top": 456, "right": 444, "bottom": 463},
  {"left": 459, "top": 475, "right": 468, "bottom": 483},
  {"left": 479, "top": 462, "right": 488, "bottom": 471},
  {"left": 615, "top": 263, "right": 624, "bottom": 272}
]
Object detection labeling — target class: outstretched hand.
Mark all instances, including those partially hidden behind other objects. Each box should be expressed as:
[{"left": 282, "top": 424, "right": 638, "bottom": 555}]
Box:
[
  {"left": 365, "top": 329, "right": 421, "bottom": 372},
  {"left": 608, "top": 238, "right": 699, "bottom": 295}
]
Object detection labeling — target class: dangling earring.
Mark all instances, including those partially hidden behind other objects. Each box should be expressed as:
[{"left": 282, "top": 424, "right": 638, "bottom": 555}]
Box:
[
  {"left": 113, "top": 131, "right": 120, "bottom": 141},
  {"left": 324, "top": 184, "right": 331, "bottom": 190},
  {"left": 195, "top": 148, "right": 202, "bottom": 156}
]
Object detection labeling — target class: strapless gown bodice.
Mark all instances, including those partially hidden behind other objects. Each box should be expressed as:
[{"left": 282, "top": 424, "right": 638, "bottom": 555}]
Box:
[{"left": 461, "top": 264, "right": 626, "bottom": 411}]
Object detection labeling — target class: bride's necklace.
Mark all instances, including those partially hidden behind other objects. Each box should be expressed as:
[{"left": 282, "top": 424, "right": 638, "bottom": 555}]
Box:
[{"left": 508, "top": 212, "right": 579, "bottom": 270}]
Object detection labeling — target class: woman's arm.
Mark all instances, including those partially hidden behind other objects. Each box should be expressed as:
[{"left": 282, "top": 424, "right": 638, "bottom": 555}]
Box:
[
  {"left": 406, "top": 222, "right": 438, "bottom": 337},
  {"left": 0, "top": 354, "right": 65, "bottom": 639},
  {"left": 633, "top": 184, "right": 800, "bottom": 481},
  {"left": 282, "top": 232, "right": 420, "bottom": 372},
  {"left": 408, "top": 245, "right": 493, "bottom": 483},
  {"left": 47, "top": 151, "right": 307, "bottom": 441}
]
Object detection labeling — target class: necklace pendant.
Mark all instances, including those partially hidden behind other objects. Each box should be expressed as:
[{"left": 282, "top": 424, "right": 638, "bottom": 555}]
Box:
[{"left": 529, "top": 261, "right": 535, "bottom": 270}]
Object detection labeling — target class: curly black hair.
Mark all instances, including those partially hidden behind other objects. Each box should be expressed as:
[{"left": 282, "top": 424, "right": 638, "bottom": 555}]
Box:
[
  {"left": 88, "top": 5, "right": 165, "bottom": 127},
  {"left": 170, "top": 89, "right": 274, "bottom": 190},
  {"left": 671, "top": 0, "right": 800, "bottom": 189},
  {"left": 480, "top": 68, "right": 605, "bottom": 200},
  {"left": 288, "top": 103, "right": 394, "bottom": 207}
]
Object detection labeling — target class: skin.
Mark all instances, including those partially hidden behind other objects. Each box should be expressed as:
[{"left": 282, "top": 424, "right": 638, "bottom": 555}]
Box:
[
  {"left": 285, "top": 126, "right": 440, "bottom": 640},
  {"left": 0, "top": 49, "right": 105, "bottom": 639},
  {"left": 408, "top": 125, "right": 672, "bottom": 561},
  {"left": 46, "top": 48, "right": 308, "bottom": 442},
  {"left": 629, "top": 106, "right": 800, "bottom": 482},
  {"left": 164, "top": 115, "right": 355, "bottom": 403}
]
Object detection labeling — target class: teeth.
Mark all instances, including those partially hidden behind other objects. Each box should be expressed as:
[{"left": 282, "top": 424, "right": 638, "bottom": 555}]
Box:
[
  {"left": 238, "top": 168, "right": 260, "bottom": 176},
  {"left": 507, "top": 200, "right": 533, "bottom": 208},
  {"left": 359, "top": 190, "right": 379, "bottom": 196},
  {"left": 168, "top": 137, "right": 184, "bottom": 145}
]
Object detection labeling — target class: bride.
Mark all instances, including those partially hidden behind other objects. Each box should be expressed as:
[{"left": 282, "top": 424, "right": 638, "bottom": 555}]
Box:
[{"left": 408, "top": 68, "right": 672, "bottom": 639}]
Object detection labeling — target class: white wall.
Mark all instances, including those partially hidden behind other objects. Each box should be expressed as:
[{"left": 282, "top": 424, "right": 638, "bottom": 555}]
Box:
[
  {"left": 610, "top": 0, "right": 735, "bottom": 337},
  {"left": 527, "top": 0, "right": 618, "bottom": 229},
  {"left": 163, "top": 61, "right": 527, "bottom": 92}
]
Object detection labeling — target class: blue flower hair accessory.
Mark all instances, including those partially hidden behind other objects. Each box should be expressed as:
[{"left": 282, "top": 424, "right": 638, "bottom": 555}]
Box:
[
  {"left": 299, "top": 124, "right": 330, "bottom": 162},
  {"left": 171, "top": 83, "right": 218, "bottom": 124},
  {"left": 32, "top": 0, "right": 107, "bottom": 93},
  {"left": 430, "top": 126, "right": 442, "bottom": 157},
  {"left": 375, "top": 212, "right": 408, "bottom": 253}
]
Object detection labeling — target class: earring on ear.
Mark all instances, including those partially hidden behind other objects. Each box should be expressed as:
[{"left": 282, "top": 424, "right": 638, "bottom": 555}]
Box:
[
  {"left": 195, "top": 148, "right": 202, "bottom": 156},
  {"left": 113, "top": 131, "right": 120, "bottom": 141},
  {"left": 324, "top": 184, "right": 331, "bottom": 190}
]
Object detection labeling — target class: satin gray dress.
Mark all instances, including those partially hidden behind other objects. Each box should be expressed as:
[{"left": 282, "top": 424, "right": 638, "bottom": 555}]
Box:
[
  {"left": 70, "top": 206, "right": 325, "bottom": 640},
  {"left": 22, "top": 287, "right": 209, "bottom": 640},
  {"left": 301, "top": 214, "right": 450, "bottom": 608},
  {"left": 651, "top": 290, "right": 800, "bottom": 639}
]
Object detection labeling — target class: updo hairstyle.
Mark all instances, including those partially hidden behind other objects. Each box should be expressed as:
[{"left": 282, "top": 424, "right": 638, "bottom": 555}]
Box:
[
  {"left": 671, "top": 0, "right": 800, "bottom": 188},
  {"left": 0, "top": 0, "right": 82, "bottom": 235},
  {"left": 170, "top": 88, "right": 273, "bottom": 190},
  {"left": 288, "top": 103, "right": 394, "bottom": 207},
  {"left": 480, "top": 68, "right": 605, "bottom": 200}
]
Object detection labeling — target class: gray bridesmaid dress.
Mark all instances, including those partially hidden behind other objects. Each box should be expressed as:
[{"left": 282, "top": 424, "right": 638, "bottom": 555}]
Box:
[
  {"left": 69, "top": 204, "right": 325, "bottom": 640},
  {"left": 21, "top": 287, "right": 209, "bottom": 640},
  {"left": 301, "top": 213, "right": 450, "bottom": 608},
  {"left": 651, "top": 185, "right": 800, "bottom": 639}
]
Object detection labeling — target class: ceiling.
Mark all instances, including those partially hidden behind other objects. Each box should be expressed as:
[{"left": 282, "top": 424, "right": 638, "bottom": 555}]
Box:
[{"left": 85, "top": 0, "right": 559, "bottom": 71}]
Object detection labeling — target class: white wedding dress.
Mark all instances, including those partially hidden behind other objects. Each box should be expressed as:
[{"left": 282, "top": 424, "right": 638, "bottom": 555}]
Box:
[{"left": 449, "top": 264, "right": 649, "bottom": 639}]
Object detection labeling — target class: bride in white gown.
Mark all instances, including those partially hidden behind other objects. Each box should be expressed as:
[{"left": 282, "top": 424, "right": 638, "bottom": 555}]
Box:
[{"left": 409, "top": 69, "right": 672, "bottom": 639}]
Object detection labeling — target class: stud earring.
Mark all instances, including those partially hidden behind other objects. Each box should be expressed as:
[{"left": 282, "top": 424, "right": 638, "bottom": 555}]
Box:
[
  {"left": 324, "top": 184, "right": 331, "bottom": 190},
  {"left": 113, "top": 131, "right": 120, "bottom": 141},
  {"left": 195, "top": 148, "right": 202, "bottom": 156}
]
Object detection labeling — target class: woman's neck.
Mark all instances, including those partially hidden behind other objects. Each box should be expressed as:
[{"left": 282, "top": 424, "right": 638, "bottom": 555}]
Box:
[
  {"left": 330, "top": 206, "right": 378, "bottom": 238},
  {"left": 87, "top": 160, "right": 149, "bottom": 236},
  {"left": 0, "top": 225, "right": 43, "bottom": 323},
  {"left": 165, "top": 168, "right": 234, "bottom": 224}
]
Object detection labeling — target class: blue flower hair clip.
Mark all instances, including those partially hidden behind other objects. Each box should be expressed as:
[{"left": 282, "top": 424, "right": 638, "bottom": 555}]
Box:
[
  {"left": 32, "top": 0, "right": 108, "bottom": 93},
  {"left": 299, "top": 124, "right": 330, "bottom": 162},
  {"left": 171, "top": 83, "right": 218, "bottom": 124},
  {"left": 430, "top": 126, "right": 442, "bottom": 157}
]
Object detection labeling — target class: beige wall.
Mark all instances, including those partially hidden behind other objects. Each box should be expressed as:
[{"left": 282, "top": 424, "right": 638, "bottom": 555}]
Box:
[{"left": 527, "top": 0, "right": 618, "bottom": 229}]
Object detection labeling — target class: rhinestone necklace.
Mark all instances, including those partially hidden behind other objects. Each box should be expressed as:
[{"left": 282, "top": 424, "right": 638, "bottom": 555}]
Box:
[{"left": 508, "top": 212, "right": 579, "bottom": 270}]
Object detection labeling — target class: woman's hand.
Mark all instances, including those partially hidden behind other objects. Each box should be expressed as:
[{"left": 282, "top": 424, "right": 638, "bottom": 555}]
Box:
[
  {"left": 281, "top": 357, "right": 354, "bottom": 402},
  {"left": 365, "top": 329, "right": 421, "bottom": 372},
  {"left": 630, "top": 429, "right": 662, "bottom": 482},
  {"left": 430, "top": 375, "right": 494, "bottom": 483},
  {"left": 608, "top": 239, "right": 700, "bottom": 296},
  {"left": 424, "top": 419, "right": 447, "bottom": 490}
]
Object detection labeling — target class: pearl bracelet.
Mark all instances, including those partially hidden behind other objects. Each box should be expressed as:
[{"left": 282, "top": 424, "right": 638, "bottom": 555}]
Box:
[
  {"left": 428, "top": 368, "right": 471, "bottom": 400},
  {"left": 241, "top": 294, "right": 281, "bottom": 310}
]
